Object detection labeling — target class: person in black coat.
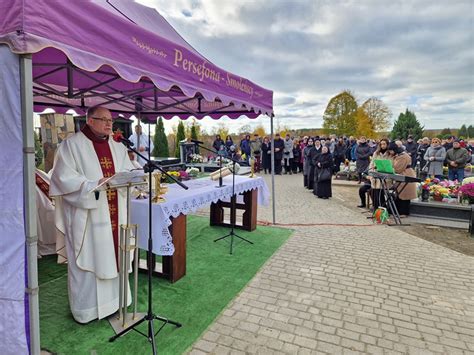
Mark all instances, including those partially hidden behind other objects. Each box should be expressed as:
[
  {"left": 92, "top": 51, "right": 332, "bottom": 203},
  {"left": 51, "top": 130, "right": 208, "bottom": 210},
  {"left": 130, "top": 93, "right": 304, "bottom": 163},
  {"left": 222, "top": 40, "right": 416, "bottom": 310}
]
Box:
[
  {"left": 303, "top": 138, "right": 315, "bottom": 188},
  {"left": 212, "top": 135, "right": 224, "bottom": 152},
  {"left": 416, "top": 137, "right": 430, "bottom": 177},
  {"left": 405, "top": 135, "right": 418, "bottom": 168},
  {"left": 333, "top": 137, "right": 346, "bottom": 173},
  {"left": 292, "top": 140, "right": 302, "bottom": 173},
  {"left": 273, "top": 133, "right": 285, "bottom": 175},
  {"left": 355, "top": 137, "right": 372, "bottom": 183},
  {"left": 314, "top": 146, "right": 333, "bottom": 198},
  {"left": 309, "top": 140, "right": 323, "bottom": 191},
  {"left": 261, "top": 136, "right": 271, "bottom": 174}
]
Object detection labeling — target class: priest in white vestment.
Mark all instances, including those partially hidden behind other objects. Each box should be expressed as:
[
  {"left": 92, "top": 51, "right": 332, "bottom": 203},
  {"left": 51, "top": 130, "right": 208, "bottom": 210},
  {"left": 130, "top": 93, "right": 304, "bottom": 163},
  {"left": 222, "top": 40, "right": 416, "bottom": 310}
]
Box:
[
  {"left": 50, "top": 107, "right": 135, "bottom": 324},
  {"left": 128, "top": 124, "right": 153, "bottom": 166}
]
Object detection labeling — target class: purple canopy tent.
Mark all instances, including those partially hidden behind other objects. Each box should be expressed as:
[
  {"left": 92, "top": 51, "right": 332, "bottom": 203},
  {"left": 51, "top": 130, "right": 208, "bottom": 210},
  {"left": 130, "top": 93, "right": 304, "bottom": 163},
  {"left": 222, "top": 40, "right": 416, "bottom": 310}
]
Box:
[
  {"left": 0, "top": 1, "right": 275, "bottom": 353},
  {"left": 1, "top": 0, "right": 272, "bottom": 118}
]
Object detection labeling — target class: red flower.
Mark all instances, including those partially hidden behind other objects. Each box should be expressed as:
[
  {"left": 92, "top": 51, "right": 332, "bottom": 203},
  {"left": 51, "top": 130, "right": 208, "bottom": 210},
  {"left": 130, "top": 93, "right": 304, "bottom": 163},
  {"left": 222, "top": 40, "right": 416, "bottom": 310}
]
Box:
[{"left": 112, "top": 129, "right": 123, "bottom": 143}]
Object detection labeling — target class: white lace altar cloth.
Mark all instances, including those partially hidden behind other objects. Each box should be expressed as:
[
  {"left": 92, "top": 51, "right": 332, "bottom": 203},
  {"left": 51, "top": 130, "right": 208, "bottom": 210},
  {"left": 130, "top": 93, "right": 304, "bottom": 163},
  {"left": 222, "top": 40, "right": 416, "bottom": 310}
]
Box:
[{"left": 131, "top": 175, "right": 270, "bottom": 255}]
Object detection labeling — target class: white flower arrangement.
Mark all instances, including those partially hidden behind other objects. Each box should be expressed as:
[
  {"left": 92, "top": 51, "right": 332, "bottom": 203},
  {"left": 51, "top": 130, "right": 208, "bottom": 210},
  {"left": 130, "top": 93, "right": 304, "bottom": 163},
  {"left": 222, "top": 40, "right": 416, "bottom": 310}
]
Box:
[
  {"left": 214, "top": 156, "right": 230, "bottom": 164},
  {"left": 190, "top": 154, "right": 203, "bottom": 163},
  {"left": 186, "top": 167, "right": 200, "bottom": 177},
  {"left": 226, "top": 162, "right": 240, "bottom": 174}
]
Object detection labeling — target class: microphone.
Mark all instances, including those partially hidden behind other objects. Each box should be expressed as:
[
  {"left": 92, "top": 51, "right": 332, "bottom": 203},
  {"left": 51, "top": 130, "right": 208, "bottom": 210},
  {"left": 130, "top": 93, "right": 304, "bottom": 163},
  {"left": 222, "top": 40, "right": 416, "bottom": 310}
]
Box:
[
  {"left": 190, "top": 139, "right": 204, "bottom": 145},
  {"left": 119, "top": 137, "right": 134, "bottom": 147}
]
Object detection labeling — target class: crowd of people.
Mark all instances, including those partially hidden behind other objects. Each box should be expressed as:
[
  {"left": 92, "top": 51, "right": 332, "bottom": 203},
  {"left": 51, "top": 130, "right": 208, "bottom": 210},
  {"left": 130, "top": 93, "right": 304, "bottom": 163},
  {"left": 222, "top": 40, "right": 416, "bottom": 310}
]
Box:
[{"left": 213, "top": 132, "right": 473, "bottom": 215}]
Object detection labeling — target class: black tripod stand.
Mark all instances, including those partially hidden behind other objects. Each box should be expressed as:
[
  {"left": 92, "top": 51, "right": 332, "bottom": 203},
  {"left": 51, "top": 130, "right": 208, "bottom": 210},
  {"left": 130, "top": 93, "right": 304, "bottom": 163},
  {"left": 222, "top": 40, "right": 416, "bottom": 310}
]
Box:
[
  {"left": 213, "top": 159, "right": 253, "bottom": 254},
  {"left": 110, "top": 139, "right": 188, "bottom": 355}
]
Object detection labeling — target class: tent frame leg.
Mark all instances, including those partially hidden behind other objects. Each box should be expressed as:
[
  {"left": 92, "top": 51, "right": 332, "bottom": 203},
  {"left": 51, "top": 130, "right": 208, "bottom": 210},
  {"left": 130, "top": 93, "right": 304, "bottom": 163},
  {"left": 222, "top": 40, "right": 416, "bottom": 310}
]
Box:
[
  {"left": 20, "top": 54, "right": 41, "bottom": 355},
  {"left": 270, "top": 115, "right": 276, "bottom": 224}
]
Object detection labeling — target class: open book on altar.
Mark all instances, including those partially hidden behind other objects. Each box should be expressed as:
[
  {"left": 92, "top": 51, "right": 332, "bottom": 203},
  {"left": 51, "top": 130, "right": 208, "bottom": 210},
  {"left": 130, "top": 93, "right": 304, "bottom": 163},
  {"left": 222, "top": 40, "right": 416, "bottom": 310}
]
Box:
[{"left": 89, "top": 170, "right": 147, "bottom": 192}]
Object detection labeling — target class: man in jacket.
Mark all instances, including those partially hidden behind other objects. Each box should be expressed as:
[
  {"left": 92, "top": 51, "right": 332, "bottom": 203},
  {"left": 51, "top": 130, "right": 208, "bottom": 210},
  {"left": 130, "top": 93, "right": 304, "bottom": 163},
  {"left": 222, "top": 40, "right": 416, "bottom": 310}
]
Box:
[
  {"left": 446, "top": 140, "right": 469, "bottom": 183},
  {"left": 405, "top": 135, "right": 418, "bottom": 168},
  {"left": 239, "top": 134, "right": 251, "bottom": 163}
]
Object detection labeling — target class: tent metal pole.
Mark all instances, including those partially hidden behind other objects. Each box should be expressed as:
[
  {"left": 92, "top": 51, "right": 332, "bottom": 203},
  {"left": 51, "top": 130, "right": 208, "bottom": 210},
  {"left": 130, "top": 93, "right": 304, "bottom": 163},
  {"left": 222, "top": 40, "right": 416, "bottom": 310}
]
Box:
[
  {"left": 20, "top": 54, "right": 40, "bottom": 355},
  {"left": 270, "top": 115, "right": 276, "bottom": 224}
]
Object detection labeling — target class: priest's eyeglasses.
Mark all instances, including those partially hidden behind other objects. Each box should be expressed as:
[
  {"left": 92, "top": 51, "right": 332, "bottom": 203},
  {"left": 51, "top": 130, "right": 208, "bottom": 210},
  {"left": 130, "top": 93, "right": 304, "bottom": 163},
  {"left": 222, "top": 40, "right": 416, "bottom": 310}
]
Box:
[{"left": 91, "top": 116, "right": 113, "bottom": 124}]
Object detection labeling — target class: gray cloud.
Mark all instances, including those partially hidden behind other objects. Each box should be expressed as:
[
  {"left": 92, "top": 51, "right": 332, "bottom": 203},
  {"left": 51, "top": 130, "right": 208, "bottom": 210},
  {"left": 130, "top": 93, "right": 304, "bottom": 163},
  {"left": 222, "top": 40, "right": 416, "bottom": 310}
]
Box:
[{"left": 139, "top": 0, "right": 474, "bottom": 132}]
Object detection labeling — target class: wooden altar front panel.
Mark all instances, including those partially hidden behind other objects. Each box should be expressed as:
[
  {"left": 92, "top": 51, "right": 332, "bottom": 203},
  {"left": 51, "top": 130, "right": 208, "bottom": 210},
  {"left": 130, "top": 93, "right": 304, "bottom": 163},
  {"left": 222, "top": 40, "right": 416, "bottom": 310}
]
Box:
[{"left": 210, "top": 189, "right": 257, "bottom": 231}]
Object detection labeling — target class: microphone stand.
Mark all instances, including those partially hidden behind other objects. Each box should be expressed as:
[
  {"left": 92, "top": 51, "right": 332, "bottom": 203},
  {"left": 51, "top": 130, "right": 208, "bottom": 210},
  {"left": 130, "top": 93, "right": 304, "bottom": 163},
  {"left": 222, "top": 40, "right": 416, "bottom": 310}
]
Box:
[
  {"left": 189, "top": 141, "right": 253, "bottom": 254},
  {"left": 213, "top": 158, "right": 253, "bottom": 254},
  {"left": 191, "top": 141, "right": 225, "bottom": 188},
  {"left": 109, "top": 140, "right": 188, "bottom": 355}
]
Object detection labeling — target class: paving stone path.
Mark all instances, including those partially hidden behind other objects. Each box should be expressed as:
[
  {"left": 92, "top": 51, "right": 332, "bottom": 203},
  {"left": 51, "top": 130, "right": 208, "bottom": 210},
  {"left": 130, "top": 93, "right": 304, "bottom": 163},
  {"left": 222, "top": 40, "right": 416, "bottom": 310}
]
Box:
[{"left": 189, "top": 174, "right": 474, "bottom": 354}]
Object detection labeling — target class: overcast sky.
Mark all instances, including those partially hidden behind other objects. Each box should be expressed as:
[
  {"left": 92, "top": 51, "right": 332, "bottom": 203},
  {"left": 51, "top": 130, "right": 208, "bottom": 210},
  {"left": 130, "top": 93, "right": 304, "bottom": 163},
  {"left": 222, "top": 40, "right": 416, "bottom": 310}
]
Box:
[{"left": 137, "top": 0, "right": 473, "bottom": 135}]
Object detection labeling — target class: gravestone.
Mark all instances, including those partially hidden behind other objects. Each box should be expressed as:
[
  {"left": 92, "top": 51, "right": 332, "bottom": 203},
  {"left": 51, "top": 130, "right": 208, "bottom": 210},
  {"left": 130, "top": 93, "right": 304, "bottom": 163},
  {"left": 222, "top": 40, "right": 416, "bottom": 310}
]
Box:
[{"left": 40, "top": 113, "right": 75, "bottom": 172}]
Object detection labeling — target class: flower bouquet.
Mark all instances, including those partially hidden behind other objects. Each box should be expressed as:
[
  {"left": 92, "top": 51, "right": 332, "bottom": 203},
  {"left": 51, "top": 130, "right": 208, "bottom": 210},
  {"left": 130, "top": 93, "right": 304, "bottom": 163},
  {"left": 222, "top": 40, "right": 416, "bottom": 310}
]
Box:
[
  {"left": 179, "top": 170, "right": 190, "bottom": 181},
  {"left": 335, "top": 161, "right": 358, "bottom": 181},
  {"left": 165, "top": 170, "right": 181, "bottom": 183},
  {"left": 459, "top": 182, "right": 474, "bottom": 205},
  {"left": 185, "top": 167, "right": 200, "bottom": 178},
  {"left": 418, "top": 178, "right": 461, "bottom": 203},
  {"left": 419, "top": 178, "right": 433, "bottom": 201},
  {"left": 190, "top": 154, "right": 203, "bottom": 163},
  {"left": 214, "top": 156, "right": 230, "bottom": 165},
  {"left": 112, "top": 128, "right": 124, "bottom": 142},
  {"left": 431, "top": 185, "right": 450, "bottom": 201}
]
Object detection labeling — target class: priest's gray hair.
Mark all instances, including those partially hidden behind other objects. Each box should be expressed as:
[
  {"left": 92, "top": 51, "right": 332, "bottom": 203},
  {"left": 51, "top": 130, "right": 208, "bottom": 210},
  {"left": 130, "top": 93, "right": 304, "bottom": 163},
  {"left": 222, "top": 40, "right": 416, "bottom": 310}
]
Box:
[{"left": 86, "top": 106, "right": 108, "bottom": 119}]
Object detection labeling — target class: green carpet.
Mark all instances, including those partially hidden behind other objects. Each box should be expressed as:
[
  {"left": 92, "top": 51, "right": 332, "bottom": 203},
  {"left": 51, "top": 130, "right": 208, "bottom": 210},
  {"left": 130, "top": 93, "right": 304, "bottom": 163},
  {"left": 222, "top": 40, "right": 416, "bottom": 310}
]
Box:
[{"left": 39, "top": 215, "right": 292, "bottom": 355}]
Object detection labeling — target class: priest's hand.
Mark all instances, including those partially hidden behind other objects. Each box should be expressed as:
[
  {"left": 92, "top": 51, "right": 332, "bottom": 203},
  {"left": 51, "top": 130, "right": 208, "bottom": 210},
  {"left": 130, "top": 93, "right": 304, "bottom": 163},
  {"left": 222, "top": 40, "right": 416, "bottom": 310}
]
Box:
[{"left": 98, "top": 177, "right": 109, "bottom": 185}]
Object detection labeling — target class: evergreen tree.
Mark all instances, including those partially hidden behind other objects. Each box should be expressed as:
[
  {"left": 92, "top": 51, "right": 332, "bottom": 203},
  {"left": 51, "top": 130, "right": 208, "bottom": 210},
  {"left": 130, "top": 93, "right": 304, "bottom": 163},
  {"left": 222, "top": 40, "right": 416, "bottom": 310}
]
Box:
[
  {"left": 34, "top": 130, "right": 43, "bottom": 168},
  {"left": 468, "top": 125, "right": 474, "bottom": 138},
  {"left": 190, "top": 122, "right": 198, "bottom": 141},
  {"left": 390, "top": 109, "right": 424, "bottom": 140},
  {"left": 152, "top": 117, "right": 169, "bottom": 157},
  {"left": 322, "top": 91, "right": 358, "bottom": 136},
  {"left": 190, "top": 121, "right": 199, "bottom": 153},
  {"left": 439, "top": 127, "right": 452, "bottom": 139},
  {"left": 175, "top": 120, "right": 186, "bottom": 158},
  {"left": 458, "top": 124, "right": 468, "bottom": 138}
]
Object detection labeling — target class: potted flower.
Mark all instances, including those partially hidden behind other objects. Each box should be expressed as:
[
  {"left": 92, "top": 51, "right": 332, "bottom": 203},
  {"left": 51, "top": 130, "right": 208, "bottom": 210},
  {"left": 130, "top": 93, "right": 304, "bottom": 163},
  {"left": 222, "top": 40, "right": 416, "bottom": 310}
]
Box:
[
  {"left": 419, "top": 178, "right": 432, "bottom": 202},
  {"left": 459, "top": 182, "right": 474, "bottom": 205}
]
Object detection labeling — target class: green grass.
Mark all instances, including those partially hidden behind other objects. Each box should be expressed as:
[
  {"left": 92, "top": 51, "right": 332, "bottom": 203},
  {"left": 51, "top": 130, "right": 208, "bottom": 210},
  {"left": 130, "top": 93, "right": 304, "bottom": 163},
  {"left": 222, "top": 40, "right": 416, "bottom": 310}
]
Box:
[{"left": 39, "top": 215, "right": 292, "bottom": 355}]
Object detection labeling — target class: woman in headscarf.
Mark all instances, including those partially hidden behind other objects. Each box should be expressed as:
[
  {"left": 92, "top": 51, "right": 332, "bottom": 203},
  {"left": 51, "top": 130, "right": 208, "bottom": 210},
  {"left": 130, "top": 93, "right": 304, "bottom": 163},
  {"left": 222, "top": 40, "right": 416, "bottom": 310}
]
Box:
[
  {"left": 299, "top": 137, "right": 307, "bottom": 173},
  {"left": 310, "top": 139, "right": 323, "bottom": 189},
  {"left": 314, "top": 146, "right": 333, "bottom": 199},
  {"left": 367, "top": 138, "right": 392, "bottom": 209},
  {"left": 423, "top": 138, "right": 446, "bottom": 179},
  {"left": 388, "top": 142, "right": 417, "bottom": 216},
  {"left": 303, "top": 137, "right": 315, "bottom": 188}
]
